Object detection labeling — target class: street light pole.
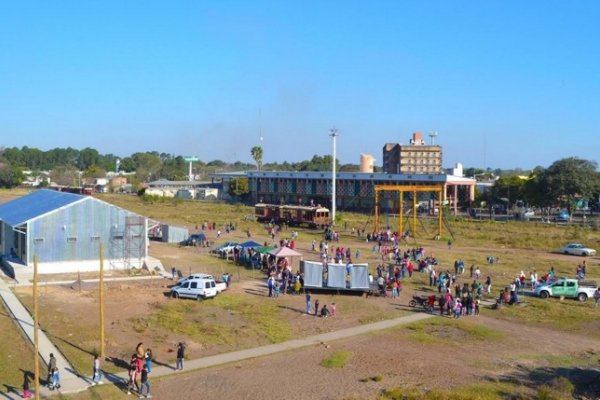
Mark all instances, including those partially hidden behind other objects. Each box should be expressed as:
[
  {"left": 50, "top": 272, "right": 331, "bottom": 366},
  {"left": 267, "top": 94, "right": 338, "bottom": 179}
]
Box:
[{"left": 330, "top": 128, "right": 338, "bottom": 226}]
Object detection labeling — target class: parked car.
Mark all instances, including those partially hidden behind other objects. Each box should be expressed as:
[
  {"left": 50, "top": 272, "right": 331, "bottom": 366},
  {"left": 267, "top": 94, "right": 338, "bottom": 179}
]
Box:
[
  {"left": 554, "top": 210, "right": 570, "bottom": 222},
  {"left": 171, "top": 274, "right": 218, "bottom": 300},
  {"left": 181, "top": 233, "right": 206, "bottom": 246},
  {"left": 533, "top": 278, "right": 597, "bottom": 302},
  {"left": 559, "top": 243, "right": 597, "bottom": 257}
]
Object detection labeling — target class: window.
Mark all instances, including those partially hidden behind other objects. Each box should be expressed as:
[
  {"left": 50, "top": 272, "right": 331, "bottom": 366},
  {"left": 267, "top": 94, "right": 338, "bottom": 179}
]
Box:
[
  {"left": 205, "top": 282, "right": 211, "bottom": 289},
  {"left": 34, "top": 237, "right": 45, "bottom": 243},
  {"left": 191, "top": 282, "right": 198, "bottom": 289},
  {"left": 67, "top": 237, "right": 77, "bottom": 243},
  {"left": 90, "top": 235, "right": 101, "bottom": 241}
]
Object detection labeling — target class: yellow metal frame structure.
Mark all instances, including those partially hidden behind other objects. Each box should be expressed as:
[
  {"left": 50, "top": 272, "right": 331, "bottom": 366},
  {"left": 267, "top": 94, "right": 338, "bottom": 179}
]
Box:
[{"left": 374, "top": 184, "right": 444, "bottom": 237}]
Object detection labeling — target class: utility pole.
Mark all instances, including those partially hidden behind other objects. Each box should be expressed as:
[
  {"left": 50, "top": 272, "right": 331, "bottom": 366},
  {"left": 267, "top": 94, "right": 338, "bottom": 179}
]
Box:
[
  {"left": 33, "top": 256, "right": 40, "bottom": 400},
  {"left": 99, "top": 243, "right": 105, "bottom": 358},
  {"left": 330, "top": 128, "right": 338, "bottom": 226}
]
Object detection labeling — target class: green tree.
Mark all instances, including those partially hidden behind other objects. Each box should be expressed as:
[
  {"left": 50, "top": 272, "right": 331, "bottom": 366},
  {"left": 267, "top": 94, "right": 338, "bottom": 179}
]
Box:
[
  {"left": 228, "top": 177, "right": 250, "bottom": 198},
  {"left": 0, "top": 162, "right": 24, "bottom": 188},
  {"left": 298, "top": 155, "right": 340, "bottom": 171},
  {"left": 250, "top": 146, "right": 263, "bottom": 170},
  {"left": 78, "top": 147, "right": 100, "bottom": 170},
  {"left": 49, "top": 165, "right": 80, "bottom": 186},
  {"left": 131, "top": 152, "right": 162, "bottom": 182},
  {"left": 493, "top": 175, "right": 527, "bottom": 206},
  {"left": 161, "top": 156, "right": 187, "bottom": 180},
  {"left": 83, "top": 165, "right": 107, "bottom": 179},
  {"left": 526, "top": 158, "right": 600, "bottom": 210}
]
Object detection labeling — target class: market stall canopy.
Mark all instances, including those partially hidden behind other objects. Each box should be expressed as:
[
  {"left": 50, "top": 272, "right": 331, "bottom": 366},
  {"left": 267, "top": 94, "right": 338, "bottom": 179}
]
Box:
[
  {"left": 256, "top": 245, "right": 276, "bottom": 254},
  {"left": 238, "top": 240, "right": 262, "bottom": 248},
  {"left": 267, "top": 246, "right": 302, "bottom": 257}
]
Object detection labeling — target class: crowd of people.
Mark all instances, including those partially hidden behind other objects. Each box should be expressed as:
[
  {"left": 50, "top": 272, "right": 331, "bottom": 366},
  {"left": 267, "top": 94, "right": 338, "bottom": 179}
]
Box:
[{"left": 126, "top": 342, "right": 154, "bottom": 398}]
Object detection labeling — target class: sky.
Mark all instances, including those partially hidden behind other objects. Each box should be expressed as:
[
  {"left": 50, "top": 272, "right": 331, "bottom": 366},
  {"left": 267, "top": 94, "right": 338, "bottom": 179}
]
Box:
[{"left": 1, "top": 1, "right": 599, "bottom": 171}]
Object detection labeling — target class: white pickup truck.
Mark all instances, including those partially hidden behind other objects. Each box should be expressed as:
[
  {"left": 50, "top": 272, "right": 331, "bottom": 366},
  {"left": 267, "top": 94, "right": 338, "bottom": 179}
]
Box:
[{"left": 533, "top": 278, "right": 597, "bottom": 302}]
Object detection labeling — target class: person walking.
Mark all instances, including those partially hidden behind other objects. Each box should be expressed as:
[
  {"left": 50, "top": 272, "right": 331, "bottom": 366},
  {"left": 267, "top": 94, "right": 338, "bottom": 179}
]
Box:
[
  {"left": 176, "top": 342, "right": 185, "bottom": 371},
  {"left": 305, "top": 291, "right": 312, "bottom": 314},
  {"left": 267, "top": 275, "right": 274, "bottom": 297},
  {"left": 127, "top": 354, "right": 139, "bottom": 395},
  {"left": 314, "top": 299, "right": 320, "bottom": 316},
  {"left": 92, "top": 354, "right": 103, "bottom": 385},
  {"left": 139, "top": 364, "right": 152, "bottom": 398},
  {"left": 47, "top": 353, "right": 57, "bottom": 387},
  {"left": 22, "top": 372, "right": 32, "bottom": 399},
  {"left": 50, "top": 367, "right": 61, "bottom": 390},
  {"left": 144, "top": 349, "right": 153, "bottom": 373},
  {"left": 594, "top": 287, "right": 600, "bottom": 307}
]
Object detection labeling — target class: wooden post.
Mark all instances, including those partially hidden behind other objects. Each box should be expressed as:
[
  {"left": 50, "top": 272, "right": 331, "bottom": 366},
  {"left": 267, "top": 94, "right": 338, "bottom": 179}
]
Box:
[
  {"left": 99, "top": 243, "right": 105, "bottom": 358},
  {"left": 374, "top": 187, "right": 379, "bottom": 232},
  {"left": 399, "top": 190, "right": 403, "bottom": 236},
  {"left": 33, "top": 256, "right": 40, "bottom": 400},
  {"left": 438, "top": 189, "right": 443, "bottom": 237},
  {"left": 412, "top": 189, "right": 417, "bottom": 237}
]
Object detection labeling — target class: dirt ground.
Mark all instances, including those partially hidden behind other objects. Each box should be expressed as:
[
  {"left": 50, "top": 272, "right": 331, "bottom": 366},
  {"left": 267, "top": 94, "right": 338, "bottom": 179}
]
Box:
[
  {"left": 12, "top": 226, "right": 600, "bottom": 399},
  {"left": 146, "top": 314, "right": 600, "bottom": 400}
]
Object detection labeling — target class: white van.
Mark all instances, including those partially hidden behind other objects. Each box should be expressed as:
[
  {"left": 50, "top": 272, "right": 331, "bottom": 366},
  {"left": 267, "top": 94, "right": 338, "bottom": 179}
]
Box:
[
  {"left": 176, "top": 273, "right": 214, "bottom": 285},
  {"left": 171, "top": 275, "right": 218, "bottom": 300}
]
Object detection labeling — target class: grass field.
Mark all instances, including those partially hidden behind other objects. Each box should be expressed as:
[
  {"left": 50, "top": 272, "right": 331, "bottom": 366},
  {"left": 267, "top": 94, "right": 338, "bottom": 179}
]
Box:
[
  {"left": 0, "top": 302, "right": 39, "bottom": 396},
  {"left": 2, "top": 191, "right": 600, "bottom": 399}
]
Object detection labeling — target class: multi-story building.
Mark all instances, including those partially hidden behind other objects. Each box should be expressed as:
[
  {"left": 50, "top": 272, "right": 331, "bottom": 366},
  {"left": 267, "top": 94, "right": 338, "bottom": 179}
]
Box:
[
  {"left": 383, "top": 132, "right": 442, "bottom": 174},
  {"left": 214, "top": 170, "right": 476, "bottom": 215}
]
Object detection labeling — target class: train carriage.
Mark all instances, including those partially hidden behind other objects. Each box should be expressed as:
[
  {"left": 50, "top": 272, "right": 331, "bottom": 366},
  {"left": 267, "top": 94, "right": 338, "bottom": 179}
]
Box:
[{"left": 255, "top": 203, "right": 330, "bottom": 228}]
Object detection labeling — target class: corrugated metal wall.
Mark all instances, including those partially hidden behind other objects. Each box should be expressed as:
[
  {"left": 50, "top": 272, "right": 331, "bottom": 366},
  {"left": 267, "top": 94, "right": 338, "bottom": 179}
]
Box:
[{"left": 27, "top": 198, "right": 147, "bottom": 265}]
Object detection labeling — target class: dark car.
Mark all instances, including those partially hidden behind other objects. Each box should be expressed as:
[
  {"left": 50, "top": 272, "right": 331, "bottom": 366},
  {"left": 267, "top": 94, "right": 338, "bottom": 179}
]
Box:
[{"left": 182, "top": 233, "right": 206, "bottom": 246}]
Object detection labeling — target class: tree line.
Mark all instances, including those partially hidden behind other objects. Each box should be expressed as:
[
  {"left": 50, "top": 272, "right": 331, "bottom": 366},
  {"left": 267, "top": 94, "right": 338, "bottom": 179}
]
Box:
[
  {"left": 1, "top": 146, "right": 598, "bottom": 211},
  {"left": 0, "top": 146, "right": 359, "bottom": 189},
  {"left": 475, "top": 158, "right": 600, "bottom": 212}
]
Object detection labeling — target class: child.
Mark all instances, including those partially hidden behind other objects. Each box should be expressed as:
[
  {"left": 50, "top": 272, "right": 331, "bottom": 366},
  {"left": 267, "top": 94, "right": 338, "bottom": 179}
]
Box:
[
  {"left": 51, "top": 368, "right": 61, "bottom": 390},
  {"left": 144, "top": 349, "right": 153, "bottom": 373},
  {"left": 22, "top": 373, "right": 32, "bottom": 398},
  {"left": 331, "top": 302, "right": 336, "bottom": 317},
  {"left": 127, "top": 354, "right": 139, "bottom": 395},
  {"left": 453, "top": 300, "right": 462, "bottom": 319},
  {"left": 176, "top": 342, "right": 185, "bottom": 371},
  {"left": 139, "top": 364, "right": 152, "bottom": 398},
  {"left": 92, "top": 354, "right": 103, "bottom": 384},
  {"left": 294, "top": 279, "right": 301, "bottom": 295}
]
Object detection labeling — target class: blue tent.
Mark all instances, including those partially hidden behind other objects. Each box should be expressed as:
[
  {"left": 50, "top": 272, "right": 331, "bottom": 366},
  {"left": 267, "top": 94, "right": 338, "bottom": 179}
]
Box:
[{"left": 238, "top": 240, "right": 262, "bottom": 248}]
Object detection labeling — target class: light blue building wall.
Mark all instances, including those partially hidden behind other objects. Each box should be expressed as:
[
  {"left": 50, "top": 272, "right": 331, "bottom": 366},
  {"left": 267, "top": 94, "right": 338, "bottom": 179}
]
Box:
[
  {"left": 0, "top": 190, "right": 148, "bottom": 273},
  {"left": 27, "top": 199, "right": 146, "bottom": 268}
]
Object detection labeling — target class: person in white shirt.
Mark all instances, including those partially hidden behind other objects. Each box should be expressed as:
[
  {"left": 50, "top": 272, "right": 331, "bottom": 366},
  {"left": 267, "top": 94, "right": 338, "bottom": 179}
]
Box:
[{"left": 530, "top": 271, "right": 538, "bottom": 289}]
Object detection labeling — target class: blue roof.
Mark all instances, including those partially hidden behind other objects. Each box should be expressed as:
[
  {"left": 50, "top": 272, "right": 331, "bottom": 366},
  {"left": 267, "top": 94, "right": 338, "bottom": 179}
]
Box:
[{"left": 0, "top": 189, "right": 87, "bottom": 226}]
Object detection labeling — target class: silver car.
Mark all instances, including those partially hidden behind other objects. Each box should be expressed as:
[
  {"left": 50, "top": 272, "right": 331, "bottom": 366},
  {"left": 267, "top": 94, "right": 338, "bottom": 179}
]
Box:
[{"left": 559, "top": 243, "right": 597, "bottom": 256}]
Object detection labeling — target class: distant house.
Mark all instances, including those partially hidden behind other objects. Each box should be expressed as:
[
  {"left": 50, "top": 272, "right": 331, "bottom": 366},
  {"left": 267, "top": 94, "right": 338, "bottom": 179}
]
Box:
[
  {"left": 146, "top": 179, "right": 221, "bottom": 199},
  {"left": 0, "top": 189, "right": 149, "bottom": 274},
  {"left": 110, "top": 176, "right": 128, "bottom": 192}
]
